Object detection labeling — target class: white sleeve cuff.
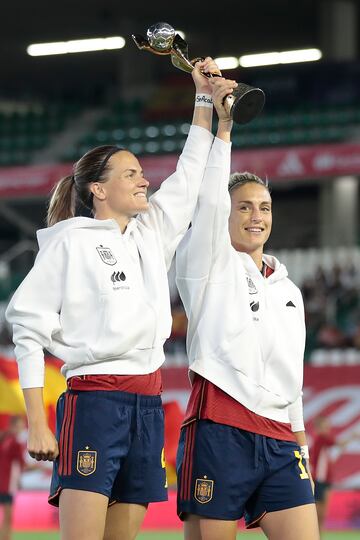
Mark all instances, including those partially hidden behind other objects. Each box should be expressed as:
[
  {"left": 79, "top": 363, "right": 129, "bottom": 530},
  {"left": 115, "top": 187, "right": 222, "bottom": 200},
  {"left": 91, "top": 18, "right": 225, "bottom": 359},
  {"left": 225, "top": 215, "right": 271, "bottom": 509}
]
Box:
[{"left": 17, "top": 352, "right": 45, "bottom": 389}]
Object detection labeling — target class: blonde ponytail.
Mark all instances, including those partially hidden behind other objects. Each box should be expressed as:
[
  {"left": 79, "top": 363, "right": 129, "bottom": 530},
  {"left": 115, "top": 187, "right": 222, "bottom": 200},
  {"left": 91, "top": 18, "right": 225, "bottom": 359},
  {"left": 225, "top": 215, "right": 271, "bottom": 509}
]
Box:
[{"left": 47, "top": 175, "right": 76, "bottom": 227}]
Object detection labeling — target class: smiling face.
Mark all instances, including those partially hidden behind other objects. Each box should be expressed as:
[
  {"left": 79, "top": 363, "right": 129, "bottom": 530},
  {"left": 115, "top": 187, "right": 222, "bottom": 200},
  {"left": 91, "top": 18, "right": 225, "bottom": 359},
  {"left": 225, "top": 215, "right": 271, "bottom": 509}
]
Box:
[
  {"left": 90, "top": 150, "right": 149, "bottom": 225},
  {"left": 228, "top": 181, "right": 272, "bottom": 265}
]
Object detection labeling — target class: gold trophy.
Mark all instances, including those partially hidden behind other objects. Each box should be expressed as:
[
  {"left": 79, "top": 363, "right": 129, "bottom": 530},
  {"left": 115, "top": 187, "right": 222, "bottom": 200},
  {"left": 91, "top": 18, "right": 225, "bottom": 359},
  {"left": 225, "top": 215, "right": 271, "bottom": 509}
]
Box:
[{"left": 132, "top": 22, "right": 265, "bottom": 124}]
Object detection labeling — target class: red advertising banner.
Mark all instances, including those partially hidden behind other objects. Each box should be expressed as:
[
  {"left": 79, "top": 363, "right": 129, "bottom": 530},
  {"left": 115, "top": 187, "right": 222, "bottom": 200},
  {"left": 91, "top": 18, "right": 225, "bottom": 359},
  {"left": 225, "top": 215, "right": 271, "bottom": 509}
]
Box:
[
  {"left": 303, "top": 366, "right": 360, "bottom": 488},
  {"left": 5, "top": 489, "right": 360, "bottom": 530},
  {"left": 2, "top": 142, "right": 360, "bottom": 198},
  {"left": 231, "top": 142, "right": 360, "bottom": 182}
]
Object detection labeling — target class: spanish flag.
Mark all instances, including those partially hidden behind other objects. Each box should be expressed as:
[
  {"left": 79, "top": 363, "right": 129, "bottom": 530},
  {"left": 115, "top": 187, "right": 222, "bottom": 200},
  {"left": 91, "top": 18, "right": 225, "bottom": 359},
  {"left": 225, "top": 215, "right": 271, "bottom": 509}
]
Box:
[{"left": 0, "top": 355, "right": 66, "bottom": 430}]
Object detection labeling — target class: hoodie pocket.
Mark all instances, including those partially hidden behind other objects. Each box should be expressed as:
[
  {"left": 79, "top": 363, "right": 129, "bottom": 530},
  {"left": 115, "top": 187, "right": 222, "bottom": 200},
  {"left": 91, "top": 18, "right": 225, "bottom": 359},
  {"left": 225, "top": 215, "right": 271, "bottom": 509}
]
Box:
[
  {"left": 212, "top": 323, "right": 264, "bottom": 384},
  {"left": 89, "top": 292, "right": 157, "bottom": 359}
]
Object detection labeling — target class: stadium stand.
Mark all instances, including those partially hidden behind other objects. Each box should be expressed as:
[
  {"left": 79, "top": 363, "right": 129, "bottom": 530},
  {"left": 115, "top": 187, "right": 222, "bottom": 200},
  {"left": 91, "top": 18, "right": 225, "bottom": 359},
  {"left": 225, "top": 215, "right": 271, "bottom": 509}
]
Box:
[{"left": 0, "top": 101, "right": 83, "bottom": 166}]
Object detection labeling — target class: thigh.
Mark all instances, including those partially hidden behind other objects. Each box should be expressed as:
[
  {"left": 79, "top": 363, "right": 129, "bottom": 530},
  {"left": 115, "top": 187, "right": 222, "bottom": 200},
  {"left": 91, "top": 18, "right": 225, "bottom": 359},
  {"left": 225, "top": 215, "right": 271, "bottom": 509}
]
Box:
[
  {"left": 59, "top": 488, "right": 109, "bottom": 540},
  {"left": 177, "top": 421, "right": 262, "bottom": 521},
  {"left": 260, "top": 503, "right": 320, "bottom": 540},
  {"left": 103, "top": 502, "right": 147, "bottom": 540},
  {"left": 184, "top": 514, "right": 237, "bottom": 540},
  {"left": 1, "top": 502, "right": 13, "bottom": 526},
  {"left": 111, "top": 402, "right": 167, "bottom": 504}
]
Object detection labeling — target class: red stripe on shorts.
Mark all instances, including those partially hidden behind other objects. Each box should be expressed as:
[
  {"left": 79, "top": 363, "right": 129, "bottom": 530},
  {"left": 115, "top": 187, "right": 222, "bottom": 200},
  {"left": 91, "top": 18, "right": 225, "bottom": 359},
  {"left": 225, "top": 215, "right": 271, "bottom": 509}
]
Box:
[
  {"left": 58, "top": 393, "right": 70, "bottom": 476},
  {"left": 180, "top": 422, "right": 196, "bottom": 501},
  {"left": 58, "top": 394, "right": 77, "bottom": 476},
  {"left": 66, "top": 394, "right": 77, "bottom": 475}
]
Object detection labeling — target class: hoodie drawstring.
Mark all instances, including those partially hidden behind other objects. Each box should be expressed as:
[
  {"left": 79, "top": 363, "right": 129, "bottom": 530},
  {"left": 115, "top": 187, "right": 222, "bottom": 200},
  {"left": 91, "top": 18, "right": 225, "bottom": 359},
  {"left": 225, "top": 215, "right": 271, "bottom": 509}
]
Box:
[
  {"left": 254, "top": 434, "right": 260, "bottom": 469},
  {"left": 262, "top": 435, "right": 271, "bottom": 466},
  {"left": 135, "top": 394, "right": 141, "bottom": 439},
  {"left": 254, "top": 434, "right": 272, "bottom": 469}
]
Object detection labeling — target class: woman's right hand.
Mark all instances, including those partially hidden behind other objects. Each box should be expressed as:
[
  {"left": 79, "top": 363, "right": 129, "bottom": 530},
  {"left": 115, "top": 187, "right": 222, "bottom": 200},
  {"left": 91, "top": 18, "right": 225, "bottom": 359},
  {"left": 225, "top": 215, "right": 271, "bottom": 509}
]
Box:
[
  {"left": 23, "top": 387, "right": 59, "bottom": 461},
  {"left": 27, "top": 423, "right": 59, "bottom": 461},
  {"left": 210, "top": 77, "right": 238, "bottom": 122},
  {"left": 191, "top": 56, "right": 222, "bottom": 94}
]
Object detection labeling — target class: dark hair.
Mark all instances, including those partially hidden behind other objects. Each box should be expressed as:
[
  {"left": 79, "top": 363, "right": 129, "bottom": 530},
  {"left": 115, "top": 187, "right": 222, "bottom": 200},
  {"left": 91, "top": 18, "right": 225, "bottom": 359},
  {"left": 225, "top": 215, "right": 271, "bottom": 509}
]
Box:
[
  {"left": 228, "top": 171, "right": 270, "bottom": 194},
  {"left": 47, "top": 145, "right": 124, "bottom": 226}
]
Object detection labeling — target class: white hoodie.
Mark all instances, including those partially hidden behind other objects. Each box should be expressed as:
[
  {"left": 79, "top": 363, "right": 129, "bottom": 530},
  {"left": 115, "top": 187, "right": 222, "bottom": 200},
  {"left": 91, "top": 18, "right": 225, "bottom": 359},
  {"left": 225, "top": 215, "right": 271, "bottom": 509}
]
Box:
[
  {"left": 6, "top": 125, "right": 214, "bottom": 389},
  {"left": 176, "top": 137, "right": 305, "bottom": 432}
]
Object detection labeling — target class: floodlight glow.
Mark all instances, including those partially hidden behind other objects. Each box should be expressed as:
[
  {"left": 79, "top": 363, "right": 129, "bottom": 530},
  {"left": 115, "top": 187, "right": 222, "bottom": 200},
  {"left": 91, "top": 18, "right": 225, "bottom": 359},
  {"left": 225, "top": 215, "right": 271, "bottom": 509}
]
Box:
[
  {"left": 215, "top": 57, "right": 239, "bottom": 70},
  {"left": 27, "top": 36, "right": 126, "bottom": 56},
  {"left": 239, "top": 52, "right": 281, "bottom": 67},
  {"left": 239, "top": 48, "right": 322, "bottom": 67},
  {"left": 279, "top": 48, "right": 322, "bottom": 64}
]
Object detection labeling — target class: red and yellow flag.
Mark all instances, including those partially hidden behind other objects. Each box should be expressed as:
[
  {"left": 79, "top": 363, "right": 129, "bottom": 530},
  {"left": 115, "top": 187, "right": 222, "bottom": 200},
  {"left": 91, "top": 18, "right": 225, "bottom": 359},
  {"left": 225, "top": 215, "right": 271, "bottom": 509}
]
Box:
[{"left": 0, "top": 355, "right": 66, "bottom": 430}]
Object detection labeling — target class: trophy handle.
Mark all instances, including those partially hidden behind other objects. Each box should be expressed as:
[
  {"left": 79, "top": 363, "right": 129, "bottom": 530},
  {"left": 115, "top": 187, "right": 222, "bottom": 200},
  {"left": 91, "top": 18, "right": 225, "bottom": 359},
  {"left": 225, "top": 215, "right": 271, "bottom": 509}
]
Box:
[
  {"left": 171, "top": 54, "right": 193, "bottom": 73},
  {"left": 171, "top": 54, "right": 224, "bottom": 78},
  {"left": 173, "top": 34, "right": 189, "bottom": 58},
  {"left": 170, "top": 34, "right": 195, "bottom": 73}
]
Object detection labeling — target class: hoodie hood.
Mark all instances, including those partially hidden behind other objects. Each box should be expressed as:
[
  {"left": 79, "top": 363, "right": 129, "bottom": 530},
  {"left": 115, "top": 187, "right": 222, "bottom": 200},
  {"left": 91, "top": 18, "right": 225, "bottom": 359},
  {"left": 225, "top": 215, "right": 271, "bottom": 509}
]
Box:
[
  {"left": 36, "top": 216, "right": 139, "bottom": 249},
  {"left": 236, "top": 251, "right": 288, "bottom": 283},
  {"left": 263, "top": 253, "right": 288, "bottom": 282}
]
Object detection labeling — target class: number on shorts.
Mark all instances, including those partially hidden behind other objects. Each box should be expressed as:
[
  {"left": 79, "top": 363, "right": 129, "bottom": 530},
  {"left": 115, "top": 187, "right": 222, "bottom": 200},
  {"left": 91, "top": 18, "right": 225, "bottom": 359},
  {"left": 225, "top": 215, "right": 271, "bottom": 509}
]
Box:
[
  {"left": 161, "top": 447, "right": 168, "bottom": 488},
  {"left": 294, "top": 450, "right": 309, "bottom": 479}
]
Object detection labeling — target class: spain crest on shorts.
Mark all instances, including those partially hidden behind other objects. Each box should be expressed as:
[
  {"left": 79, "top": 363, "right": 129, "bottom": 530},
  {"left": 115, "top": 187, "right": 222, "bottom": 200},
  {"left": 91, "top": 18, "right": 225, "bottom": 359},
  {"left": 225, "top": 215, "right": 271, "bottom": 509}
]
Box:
[
  {"left": 77, "top": 449, "right": 97, "bottom": 476},
  {"left": 194, "top": 477, "right": 214, "bottom": 504}
]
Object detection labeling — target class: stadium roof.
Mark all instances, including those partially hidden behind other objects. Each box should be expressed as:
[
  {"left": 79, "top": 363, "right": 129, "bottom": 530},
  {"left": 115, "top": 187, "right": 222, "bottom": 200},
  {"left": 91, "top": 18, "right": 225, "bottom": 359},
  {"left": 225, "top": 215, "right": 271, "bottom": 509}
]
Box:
[{"left": 1, "top": 0, "right": 334, "bottom": 100}]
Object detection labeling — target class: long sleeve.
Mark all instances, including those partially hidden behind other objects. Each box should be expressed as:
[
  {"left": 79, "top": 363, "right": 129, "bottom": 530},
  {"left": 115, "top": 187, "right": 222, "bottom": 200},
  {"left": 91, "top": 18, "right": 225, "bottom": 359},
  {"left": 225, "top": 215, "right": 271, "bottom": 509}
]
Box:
[
  {"left": 139, "top": 125, "right": 214, "bottom": 270},
  {"left": 5, "top": 238, "right": 65, "bottom": 388},
  {"left": 288, "top": 393, "right": 305, "bottom": 432},
  {"left": 176, "top": 136, "right": 232, "bottom": 281},
  {"left": 175, "top": 137, "right": 236, "bottom": 353}
]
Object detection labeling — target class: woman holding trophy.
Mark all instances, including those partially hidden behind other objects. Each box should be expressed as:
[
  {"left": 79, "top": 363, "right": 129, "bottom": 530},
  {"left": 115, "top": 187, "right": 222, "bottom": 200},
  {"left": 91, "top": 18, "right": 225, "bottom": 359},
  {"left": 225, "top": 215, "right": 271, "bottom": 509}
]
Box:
[
  {"left": 5, "top": 53, "right": 237, "bottom": 540},
  {"left": 175, "top": 83, "right": 320, "bottom": 539}
]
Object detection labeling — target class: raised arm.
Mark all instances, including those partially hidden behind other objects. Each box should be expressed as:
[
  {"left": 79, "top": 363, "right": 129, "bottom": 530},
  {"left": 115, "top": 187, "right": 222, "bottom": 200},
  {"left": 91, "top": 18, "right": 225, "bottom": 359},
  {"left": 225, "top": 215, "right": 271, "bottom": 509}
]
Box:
[
  {"left": 176, "top": 77, "right": 237, "bottom": 281},
  {"left": 139, "top": 59, "right": 224, "bottom": 269}
]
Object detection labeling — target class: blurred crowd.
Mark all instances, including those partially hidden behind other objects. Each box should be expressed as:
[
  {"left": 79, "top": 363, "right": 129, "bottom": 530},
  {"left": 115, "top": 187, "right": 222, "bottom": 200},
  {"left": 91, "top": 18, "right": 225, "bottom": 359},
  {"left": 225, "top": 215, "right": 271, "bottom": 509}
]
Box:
[{"left": 302, "top": 262, "right": 360, "bottom": 360}]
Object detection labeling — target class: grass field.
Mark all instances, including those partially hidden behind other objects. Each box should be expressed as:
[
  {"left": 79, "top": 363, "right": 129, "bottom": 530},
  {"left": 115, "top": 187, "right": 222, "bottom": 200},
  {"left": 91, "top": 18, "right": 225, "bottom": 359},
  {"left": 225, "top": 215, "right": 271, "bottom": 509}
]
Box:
[{"left": 12, "top": 531, "right": 360, "bottom": 539}]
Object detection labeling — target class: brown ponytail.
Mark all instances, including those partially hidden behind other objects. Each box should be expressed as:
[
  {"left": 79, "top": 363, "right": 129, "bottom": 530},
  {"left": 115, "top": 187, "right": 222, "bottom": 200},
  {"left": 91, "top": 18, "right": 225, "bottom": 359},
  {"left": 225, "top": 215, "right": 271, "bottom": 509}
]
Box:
[
  {"left": 46, "top": 145, "right": 124, "bottom": 228},
  {"left": 47, "top": 175, "right": 75, "bottom": 226}
]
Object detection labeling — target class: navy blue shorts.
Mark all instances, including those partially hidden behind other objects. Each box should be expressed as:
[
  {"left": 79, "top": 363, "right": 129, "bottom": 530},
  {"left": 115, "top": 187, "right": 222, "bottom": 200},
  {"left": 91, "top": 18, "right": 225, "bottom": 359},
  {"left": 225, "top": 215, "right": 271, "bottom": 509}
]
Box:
[
  {"left": 177, "top": 420, "right": 314, "bottom": 527},
  {"left": 314, "top": 481, "right": 331, "bottom": 502},
  {"left": 49, "top": 389, "right": 167, "bottom": 506},
  {"left": 0, "top": 493, "right": 13, "bottom": 504}
]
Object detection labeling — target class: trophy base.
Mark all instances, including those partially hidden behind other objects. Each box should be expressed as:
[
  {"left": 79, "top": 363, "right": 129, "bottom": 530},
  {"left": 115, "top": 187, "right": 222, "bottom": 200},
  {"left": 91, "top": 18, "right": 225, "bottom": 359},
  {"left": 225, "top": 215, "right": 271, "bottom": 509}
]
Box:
[{"left": 225, "top": 84, "right": 265, "bottom": 125}]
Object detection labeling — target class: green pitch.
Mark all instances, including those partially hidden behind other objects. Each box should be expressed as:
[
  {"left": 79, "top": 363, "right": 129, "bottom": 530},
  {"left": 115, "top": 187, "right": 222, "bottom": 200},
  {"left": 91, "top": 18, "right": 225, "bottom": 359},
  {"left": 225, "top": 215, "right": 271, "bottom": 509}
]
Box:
[{"left": 12, "top": 531, "right": 360, "bottom": 539}]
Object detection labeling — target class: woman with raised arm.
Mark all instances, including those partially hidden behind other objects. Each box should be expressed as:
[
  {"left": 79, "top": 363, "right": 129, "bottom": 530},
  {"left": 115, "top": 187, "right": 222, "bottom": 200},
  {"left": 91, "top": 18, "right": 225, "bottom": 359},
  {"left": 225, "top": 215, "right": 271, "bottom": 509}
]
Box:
[
  {"left": 176, "top": 79, "right": 320, "bottom": 540},
  {"left": 5, "top": 60, "right": 237, "bottom": 540}
]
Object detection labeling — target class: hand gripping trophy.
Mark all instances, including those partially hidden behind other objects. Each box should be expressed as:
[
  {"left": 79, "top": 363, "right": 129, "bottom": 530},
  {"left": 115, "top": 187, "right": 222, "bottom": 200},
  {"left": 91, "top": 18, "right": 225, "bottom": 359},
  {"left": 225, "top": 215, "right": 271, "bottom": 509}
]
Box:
[{"left": 132, "top": 22, "right": 265, "bottom": 124}]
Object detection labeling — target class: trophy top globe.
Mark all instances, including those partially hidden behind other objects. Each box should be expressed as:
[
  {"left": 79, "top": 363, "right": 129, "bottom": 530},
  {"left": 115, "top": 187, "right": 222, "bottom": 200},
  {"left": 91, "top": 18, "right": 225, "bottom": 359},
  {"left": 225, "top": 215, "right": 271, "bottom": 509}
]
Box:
[{"left": 146, "top": 23, "right": 175, "bottom": 52}]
